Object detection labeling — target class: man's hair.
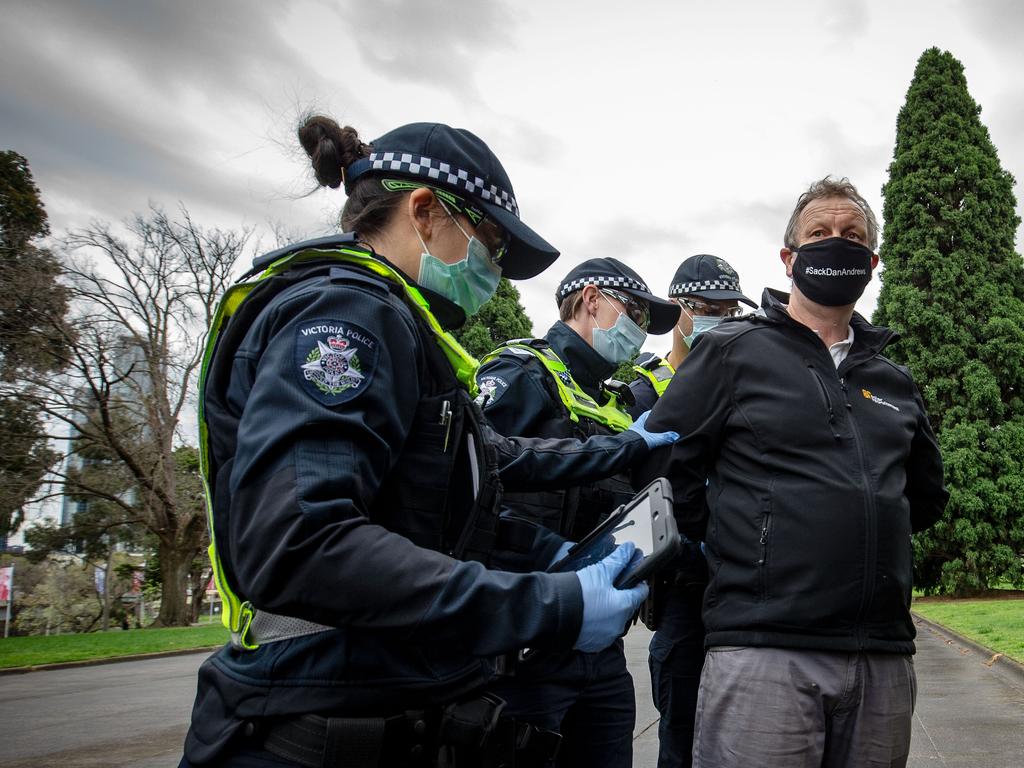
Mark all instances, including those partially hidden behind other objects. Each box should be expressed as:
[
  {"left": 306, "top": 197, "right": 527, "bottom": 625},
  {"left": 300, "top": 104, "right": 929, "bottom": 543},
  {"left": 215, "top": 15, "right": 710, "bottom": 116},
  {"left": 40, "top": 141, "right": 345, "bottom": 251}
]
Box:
[{"left": 783, "top": 176, "right": 879, "bottom": 251}]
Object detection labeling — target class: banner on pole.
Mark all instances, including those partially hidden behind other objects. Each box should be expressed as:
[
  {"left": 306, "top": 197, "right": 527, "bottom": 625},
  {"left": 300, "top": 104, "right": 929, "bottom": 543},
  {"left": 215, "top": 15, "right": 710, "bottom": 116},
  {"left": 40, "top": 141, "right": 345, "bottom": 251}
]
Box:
[
  {"left": 0, "top": 566, "right": 12, "bottom": 605},
  {"left": 94, "top": 566, "right": 106, "bottom": 595}
]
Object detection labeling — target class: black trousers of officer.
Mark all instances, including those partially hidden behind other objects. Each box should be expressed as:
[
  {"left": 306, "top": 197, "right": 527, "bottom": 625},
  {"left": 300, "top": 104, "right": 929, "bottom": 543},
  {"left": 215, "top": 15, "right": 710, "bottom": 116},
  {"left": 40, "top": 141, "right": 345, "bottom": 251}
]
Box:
[
  {"left": 489, "top": 638, "right": 635, "bottom": 768},
  {"left": 649, "top": 555, "right": 708, "bottom": 768}
]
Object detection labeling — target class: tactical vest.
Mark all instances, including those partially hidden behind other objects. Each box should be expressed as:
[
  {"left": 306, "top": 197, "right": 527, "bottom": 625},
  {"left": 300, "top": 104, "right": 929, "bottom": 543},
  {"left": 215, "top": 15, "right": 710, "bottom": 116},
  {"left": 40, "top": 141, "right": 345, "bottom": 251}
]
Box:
[
  {"left": 632, "top": 353, "right": 676, "bottom": 397},
  {"left": 199, "top": 234, "right": 500, "bottom": 649},
  {"left": 479, "top": 339, "right": 635, "bottom": 540}
]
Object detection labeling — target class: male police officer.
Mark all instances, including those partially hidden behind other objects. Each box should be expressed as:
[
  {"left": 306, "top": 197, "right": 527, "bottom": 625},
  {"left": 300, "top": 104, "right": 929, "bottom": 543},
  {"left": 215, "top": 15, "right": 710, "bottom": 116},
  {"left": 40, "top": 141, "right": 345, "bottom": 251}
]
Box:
[
  {"left": 476, "top": 258, "right": 680, "bottom": 768},
  {"left": 639, "top": 177, "right": 948, "bottom": 767},
  {"left": 627, "top": 254, "right": 755, "bottom": 768},
  {"left": 629, "top": 255, "right": 755, "bottom": 416}
]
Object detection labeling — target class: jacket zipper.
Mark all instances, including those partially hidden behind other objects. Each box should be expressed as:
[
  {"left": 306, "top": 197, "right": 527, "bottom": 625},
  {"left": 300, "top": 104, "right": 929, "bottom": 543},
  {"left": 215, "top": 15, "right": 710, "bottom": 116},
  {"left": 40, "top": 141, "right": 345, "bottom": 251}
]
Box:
[
  {"left": 808, "top": 364, "right": 842, "bottom": 441},
  {"left": 839, "top": 372, "right": 878, "bottom": 648},
  {"left": 758, "top": 501, "right": 771, "bottom": 601}
]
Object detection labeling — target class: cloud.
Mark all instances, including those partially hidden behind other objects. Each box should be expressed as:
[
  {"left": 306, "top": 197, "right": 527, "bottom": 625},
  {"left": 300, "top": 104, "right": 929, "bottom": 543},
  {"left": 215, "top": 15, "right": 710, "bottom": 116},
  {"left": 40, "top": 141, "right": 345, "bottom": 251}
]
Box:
[
  {"left": 336, "top": 0, "right": 517, "bottom": 94},
  {"left": 3, "top": 1, "right": 307, "bottom": 99},
  {"left": 957, "top": 0, "right": 1024, "bottom": 63},
  {"left": 569, "top": 218, "right": 696, "bottom": 261},
  {"left": 486, "top": 116, "right": 566, "bottom": 171},
  {"left": 0, "top": 1, "right": 356, "bottom": 232},
  {"left": 824, "top": 0, "right": 871, "bottom": 40}
]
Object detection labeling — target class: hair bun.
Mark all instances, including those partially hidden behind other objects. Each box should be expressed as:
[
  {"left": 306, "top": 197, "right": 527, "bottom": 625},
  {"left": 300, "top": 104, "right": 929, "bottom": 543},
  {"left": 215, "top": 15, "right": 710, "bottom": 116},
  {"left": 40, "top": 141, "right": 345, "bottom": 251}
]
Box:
[{"left": 298, "top": 114, "right": 369, "bottom": 189}]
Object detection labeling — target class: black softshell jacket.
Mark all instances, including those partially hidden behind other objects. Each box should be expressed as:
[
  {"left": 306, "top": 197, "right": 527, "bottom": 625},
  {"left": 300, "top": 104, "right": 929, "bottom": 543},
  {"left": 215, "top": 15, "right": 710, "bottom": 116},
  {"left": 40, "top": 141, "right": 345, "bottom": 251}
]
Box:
[{"left": 642, "top": 288, "right": 948, "bottom": 654}]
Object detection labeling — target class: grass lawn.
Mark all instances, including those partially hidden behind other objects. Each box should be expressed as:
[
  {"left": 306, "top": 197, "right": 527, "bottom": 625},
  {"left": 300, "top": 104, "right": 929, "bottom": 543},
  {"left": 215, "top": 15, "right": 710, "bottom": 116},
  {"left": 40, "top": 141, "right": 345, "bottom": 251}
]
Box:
[
  {"left": 0, "top": 623, "right": 228, "bottom": 669},
  {"left": 913, "top": 594, "right": 1024, "bottom": 664}
]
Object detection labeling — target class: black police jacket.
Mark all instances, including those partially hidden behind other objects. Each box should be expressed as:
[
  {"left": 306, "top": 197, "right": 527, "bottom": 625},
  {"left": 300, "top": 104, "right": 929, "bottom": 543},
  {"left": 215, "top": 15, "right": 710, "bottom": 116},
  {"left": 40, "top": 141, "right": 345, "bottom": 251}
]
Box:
[
  {"left": 185, "top": 256, "right": 649, "bottom": 763},
  {"left": 478, "top": 321, "right": 636, "bottom": 540},
  {"left": 639, "top": 288, "right": 949, "bottom": 654}
]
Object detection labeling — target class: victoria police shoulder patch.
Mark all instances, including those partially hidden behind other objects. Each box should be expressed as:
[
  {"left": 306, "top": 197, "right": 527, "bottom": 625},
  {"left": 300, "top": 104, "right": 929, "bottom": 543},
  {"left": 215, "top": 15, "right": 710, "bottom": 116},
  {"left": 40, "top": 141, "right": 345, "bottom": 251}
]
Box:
[
  {"left": 477, "top": 374, "right": 510, "bottom": 408},
  {"left": 294, "top": 319, "right": 380, "bottom": 406}
]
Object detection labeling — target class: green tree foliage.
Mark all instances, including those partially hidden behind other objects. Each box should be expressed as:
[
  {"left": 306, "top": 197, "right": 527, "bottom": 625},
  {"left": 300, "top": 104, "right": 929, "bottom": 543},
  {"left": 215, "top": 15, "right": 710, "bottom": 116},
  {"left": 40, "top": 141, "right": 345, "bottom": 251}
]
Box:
[
  {"left": 0, "top": 397, "right": 58, "bottom": 540},
  {"left": 874, "top": 48, "right": 1024, "bottom": 595},
  {"left": 453, "top": 278, "right": 533, "bottom": 358},
  {"left": 0, "top": 152, "right": 67, "bottom": 542},
  {"left": 0, "top": 151, "right": 68, "bottom": 377}
]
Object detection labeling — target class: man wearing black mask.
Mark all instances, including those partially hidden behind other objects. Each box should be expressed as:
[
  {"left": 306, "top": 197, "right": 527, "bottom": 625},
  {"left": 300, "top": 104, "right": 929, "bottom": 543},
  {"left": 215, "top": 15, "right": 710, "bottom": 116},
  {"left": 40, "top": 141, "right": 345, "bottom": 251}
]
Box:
[{"left": 638, "top": 177, "right": 949, "bottom": 768}]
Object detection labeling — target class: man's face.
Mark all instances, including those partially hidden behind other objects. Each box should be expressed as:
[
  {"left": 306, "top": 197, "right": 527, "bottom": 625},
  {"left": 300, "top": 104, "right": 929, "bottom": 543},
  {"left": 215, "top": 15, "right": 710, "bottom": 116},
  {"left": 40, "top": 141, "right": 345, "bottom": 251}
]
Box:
[
  {"left": 675, "top": 296, "right": 740, "bottom": 336},
  {"left": 780, "top": 196, "right": 878, "bottom": 276}
]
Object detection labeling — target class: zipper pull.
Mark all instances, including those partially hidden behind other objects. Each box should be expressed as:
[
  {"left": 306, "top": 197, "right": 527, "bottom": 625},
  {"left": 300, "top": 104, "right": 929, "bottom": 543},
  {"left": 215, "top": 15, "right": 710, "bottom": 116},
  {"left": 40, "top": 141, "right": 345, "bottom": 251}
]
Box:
[{"left": 439, "top": 400, "right": 453, "bottom": 452}]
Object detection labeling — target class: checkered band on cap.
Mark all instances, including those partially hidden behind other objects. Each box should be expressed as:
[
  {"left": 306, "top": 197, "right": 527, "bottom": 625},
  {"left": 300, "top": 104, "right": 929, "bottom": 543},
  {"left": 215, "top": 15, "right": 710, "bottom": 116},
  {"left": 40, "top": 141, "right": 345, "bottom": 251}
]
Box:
[
  {"left": 558, "top": 274, "right": 649, "bottom": 300},
  {"left": 368, "top": 152, "right": 519, "bottom": 217},
  {"left": 670, "top": 278, "right": 741, "bottom": 296}
]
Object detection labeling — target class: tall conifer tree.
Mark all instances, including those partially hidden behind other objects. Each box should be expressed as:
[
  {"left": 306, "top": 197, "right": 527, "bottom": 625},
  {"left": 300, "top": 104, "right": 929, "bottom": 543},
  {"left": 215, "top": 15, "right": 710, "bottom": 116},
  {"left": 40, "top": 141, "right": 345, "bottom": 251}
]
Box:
[
  {"left": 454, "top": 277, "right": 533, "bottom": 359},
  {"left": 875, "top": 48, "right": 1024, "bottom": 594}
]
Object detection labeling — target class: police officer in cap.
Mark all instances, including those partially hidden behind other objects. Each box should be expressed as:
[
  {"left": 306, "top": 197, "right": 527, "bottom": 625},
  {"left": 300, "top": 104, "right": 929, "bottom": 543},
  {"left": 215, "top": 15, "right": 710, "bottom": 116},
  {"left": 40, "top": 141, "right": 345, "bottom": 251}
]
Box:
[
  {"left": 626, "top": 254, "right": 755, "bottom": 768},
  {"left": 180, "top": 117, "right": 680, "bottom": 767},
  {"left": 629, "top": 254, "right": 756, "bottom": 416},
  {"left": 476, "top": 257, "right": 680, "bottom": 768}
]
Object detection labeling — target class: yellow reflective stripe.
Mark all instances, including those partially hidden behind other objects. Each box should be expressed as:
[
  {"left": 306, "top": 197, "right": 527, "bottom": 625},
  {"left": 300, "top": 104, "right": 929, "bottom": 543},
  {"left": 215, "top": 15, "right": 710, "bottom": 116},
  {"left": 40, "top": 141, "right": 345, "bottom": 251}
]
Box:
[
  {"left": 198, "top": 282, "right": 257, "bottom": 637},
  {"left": 632, "top": 357, "right": 675, "bottom": 398}
]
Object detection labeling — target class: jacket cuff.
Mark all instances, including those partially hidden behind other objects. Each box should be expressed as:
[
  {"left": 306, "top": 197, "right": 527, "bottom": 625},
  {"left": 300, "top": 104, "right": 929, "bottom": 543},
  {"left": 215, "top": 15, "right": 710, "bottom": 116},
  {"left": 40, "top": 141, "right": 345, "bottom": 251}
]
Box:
[{"left": 546, "top": 571, "right": 584, "bottom": 649}]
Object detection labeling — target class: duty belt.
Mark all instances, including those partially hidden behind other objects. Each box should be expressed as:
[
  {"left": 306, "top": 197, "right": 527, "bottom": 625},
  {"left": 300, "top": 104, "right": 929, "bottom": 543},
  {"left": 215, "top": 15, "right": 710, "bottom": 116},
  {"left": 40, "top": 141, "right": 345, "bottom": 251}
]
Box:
[{"left": 251, "top": 694, "right": 561, "bottom": 768}]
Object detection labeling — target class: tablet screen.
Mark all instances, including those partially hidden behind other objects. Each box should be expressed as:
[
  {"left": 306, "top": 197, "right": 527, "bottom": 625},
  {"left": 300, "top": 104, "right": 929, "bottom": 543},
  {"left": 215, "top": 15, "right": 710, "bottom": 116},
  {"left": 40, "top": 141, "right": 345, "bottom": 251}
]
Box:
[{"left": 609, "top": 495, "right": 654, "bottom": 557}]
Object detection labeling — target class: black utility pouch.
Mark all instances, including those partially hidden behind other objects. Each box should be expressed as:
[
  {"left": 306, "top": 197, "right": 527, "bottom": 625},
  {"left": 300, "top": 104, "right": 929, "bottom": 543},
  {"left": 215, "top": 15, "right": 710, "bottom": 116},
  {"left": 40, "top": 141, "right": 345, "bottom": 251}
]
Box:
[{"left": 438, "top": 693, "right": 506, "bottom": 748}]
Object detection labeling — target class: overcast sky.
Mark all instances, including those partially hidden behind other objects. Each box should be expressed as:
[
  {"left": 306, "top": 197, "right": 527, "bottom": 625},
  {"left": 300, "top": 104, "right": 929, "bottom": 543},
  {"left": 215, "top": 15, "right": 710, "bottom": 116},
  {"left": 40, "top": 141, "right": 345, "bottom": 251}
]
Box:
[{"left": 3, "top": 0, "right": 1023, "bottom": 355}]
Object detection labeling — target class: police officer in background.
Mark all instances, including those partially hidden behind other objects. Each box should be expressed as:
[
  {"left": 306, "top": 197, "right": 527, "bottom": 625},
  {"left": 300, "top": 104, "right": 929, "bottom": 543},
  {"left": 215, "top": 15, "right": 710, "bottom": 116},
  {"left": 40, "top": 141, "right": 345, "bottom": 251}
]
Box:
[
  {"left": 629, "top": 254, "right": 756, "bottom": 415},
  {"left": 476, "top": 258, "right": 680, "bottom": 768},
  {"left": 626, "top": 255, "right": 755, "bottom": 768},
  {"left": 180, "top": 117, "right": 682, "bottom": 767}
]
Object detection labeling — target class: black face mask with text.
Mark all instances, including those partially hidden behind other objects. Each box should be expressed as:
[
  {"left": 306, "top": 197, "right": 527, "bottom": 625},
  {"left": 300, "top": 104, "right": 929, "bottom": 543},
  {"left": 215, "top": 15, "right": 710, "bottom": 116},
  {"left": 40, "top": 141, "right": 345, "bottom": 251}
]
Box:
[{"left": 791, "top": 237, "right": 873, "bottom": 307}]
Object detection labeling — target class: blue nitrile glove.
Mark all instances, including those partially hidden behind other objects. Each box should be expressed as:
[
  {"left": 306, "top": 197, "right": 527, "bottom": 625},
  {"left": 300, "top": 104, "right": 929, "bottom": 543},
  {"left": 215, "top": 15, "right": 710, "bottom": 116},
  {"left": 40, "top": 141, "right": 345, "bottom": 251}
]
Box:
[
  {"left": 628, "top": 410, "right": 680, "bottom": 449},
  {"left": 550, "top": 540, "right": 574, "bottom": 568},
  {"left": 574, "top": 542, "right": 650, "bottom": 652}
]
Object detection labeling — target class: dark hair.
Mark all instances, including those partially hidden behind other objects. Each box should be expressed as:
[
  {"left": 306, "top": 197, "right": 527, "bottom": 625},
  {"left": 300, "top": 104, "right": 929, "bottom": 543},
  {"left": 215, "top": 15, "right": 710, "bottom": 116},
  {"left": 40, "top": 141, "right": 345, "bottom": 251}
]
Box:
[
  {"left": 297, "top": 114, "right": 404, "bottom": 237},
  {"left": 783, "top": 176, "right": 880, "bottom": 251}
]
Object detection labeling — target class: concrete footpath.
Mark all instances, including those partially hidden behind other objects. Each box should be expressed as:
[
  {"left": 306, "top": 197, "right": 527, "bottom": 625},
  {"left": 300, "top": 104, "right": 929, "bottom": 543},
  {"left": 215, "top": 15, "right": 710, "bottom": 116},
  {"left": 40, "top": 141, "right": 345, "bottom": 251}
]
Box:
[
  {"left": 625, "top": 615, "right": 1024, "bottom": 766},
  {"left": 0, "top": 616, "right": 1020, "bottom": 766}
]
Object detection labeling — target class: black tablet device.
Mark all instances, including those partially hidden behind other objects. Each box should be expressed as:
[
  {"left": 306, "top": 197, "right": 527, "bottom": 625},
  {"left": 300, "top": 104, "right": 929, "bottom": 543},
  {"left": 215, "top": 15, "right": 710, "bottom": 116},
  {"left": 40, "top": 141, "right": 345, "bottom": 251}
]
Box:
[{"left": 548, "top": 477, "right": 680, "bottom": 588}]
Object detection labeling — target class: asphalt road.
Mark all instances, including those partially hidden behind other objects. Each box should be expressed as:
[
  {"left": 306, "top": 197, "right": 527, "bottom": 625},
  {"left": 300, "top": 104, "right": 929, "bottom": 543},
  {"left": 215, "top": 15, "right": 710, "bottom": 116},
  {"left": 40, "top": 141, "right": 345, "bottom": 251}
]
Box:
[{"left": 0, "top": 618, "right": 1021, "bottom": 767}]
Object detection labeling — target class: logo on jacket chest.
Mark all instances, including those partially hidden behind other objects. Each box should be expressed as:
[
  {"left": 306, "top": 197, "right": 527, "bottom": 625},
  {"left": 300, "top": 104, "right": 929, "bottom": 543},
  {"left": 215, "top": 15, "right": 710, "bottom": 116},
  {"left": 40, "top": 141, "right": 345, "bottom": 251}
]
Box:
[
  {"left": 862, "top": 388, "right": 900, "bottom": 412},
  {"left": 295, "top": 320, "right": 379, "bottom": 405}
]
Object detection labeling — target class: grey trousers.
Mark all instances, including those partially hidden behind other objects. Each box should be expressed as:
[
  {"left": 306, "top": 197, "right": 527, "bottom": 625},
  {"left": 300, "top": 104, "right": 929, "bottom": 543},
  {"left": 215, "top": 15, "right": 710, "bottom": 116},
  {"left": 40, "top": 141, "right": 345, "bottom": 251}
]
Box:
[{"left": 692, "top": 646, "right": 917, "bottom": 768}]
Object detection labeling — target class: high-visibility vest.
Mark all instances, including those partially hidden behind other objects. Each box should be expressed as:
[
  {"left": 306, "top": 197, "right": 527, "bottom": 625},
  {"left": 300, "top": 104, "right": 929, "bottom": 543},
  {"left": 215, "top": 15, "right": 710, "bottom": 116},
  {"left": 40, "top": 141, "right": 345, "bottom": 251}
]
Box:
[
  {"left": 198, "top": 238, "right": 480, "bottom": 649},
  {"left": 632, "top": 353, "right": 676, "bottom": 397}
]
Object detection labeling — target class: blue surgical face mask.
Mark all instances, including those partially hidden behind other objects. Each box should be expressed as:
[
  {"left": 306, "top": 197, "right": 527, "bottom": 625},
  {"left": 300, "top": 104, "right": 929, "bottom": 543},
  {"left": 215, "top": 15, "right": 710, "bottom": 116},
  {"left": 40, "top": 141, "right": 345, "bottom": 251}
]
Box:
[
  {"left": 592, "top": 293, "right": 647, "bottom": 364},
  {"left": 415, "top": 207, "right": 501, "bottom": 317},
  {"left": 679, "top": 305, "right": 723, "bottom": 348}
]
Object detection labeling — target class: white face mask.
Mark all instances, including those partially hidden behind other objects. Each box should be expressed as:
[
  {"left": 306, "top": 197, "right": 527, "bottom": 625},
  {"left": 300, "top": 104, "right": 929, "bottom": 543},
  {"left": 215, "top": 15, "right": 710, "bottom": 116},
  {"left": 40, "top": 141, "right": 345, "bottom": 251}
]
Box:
[
  {"left": 414, "top": 206, "right": 501, "bottom": 316},
  {"left": 592, "top": 292, "right": 647, "bottom": 363},
  {"left": 678, "top": 303, "right": 723, "bottom": 348}
]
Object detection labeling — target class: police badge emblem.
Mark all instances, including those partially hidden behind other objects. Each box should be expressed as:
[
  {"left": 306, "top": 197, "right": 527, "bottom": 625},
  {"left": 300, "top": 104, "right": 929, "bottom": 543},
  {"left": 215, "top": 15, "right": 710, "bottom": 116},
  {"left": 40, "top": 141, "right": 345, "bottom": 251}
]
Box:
[{"left": 295, "top": 319, "right": 379, "bottom": 405}]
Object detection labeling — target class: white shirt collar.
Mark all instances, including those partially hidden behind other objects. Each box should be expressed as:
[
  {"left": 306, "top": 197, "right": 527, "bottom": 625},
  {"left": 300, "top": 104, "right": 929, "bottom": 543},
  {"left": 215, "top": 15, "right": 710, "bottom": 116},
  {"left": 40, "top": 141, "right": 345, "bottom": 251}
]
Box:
[{"left": 828, "top": 325, "right": 855, "bottom": 368}]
